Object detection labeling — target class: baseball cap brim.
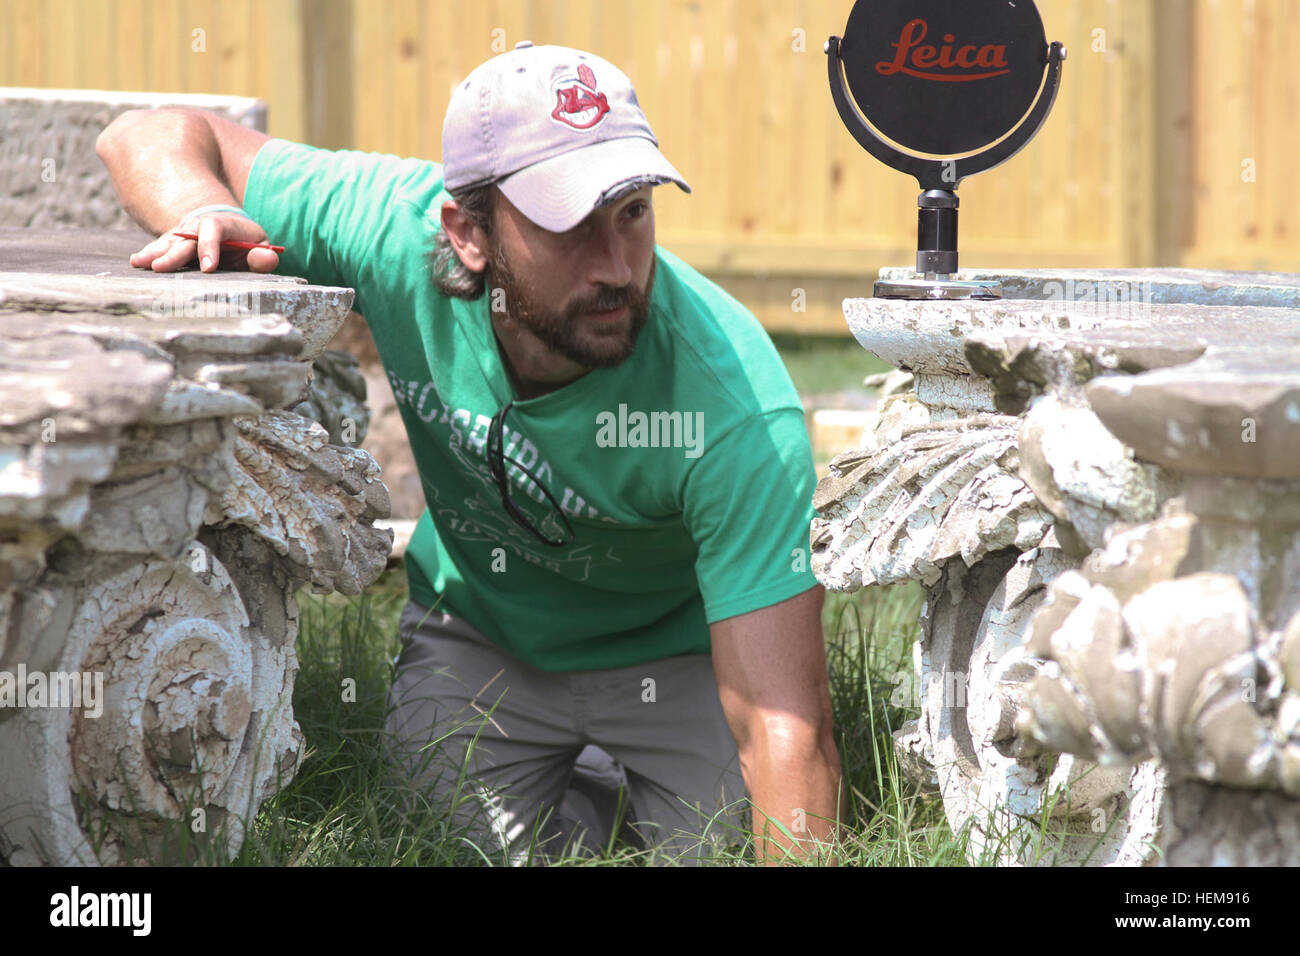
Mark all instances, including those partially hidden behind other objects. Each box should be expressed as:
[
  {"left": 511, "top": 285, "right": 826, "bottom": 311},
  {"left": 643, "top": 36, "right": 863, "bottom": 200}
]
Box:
[{"left": 496, "top": 136, "right": 691, "bottom": 233}]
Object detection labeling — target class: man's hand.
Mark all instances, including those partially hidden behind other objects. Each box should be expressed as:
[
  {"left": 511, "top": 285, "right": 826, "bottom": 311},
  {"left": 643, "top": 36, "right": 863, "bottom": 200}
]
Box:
[
  {"left": 711, "top": 584, "right": 844, "bottom": 865},
  {"left": 96, "top": 107, "right": 273, "bottom": 272},
  {"left": 129, "top": 212, "right": 280, "bottom": 274}
]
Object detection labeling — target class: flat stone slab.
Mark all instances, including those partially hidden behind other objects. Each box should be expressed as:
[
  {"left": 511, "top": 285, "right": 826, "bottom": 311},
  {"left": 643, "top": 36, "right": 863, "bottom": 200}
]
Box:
[
  {"left": 845, "top": 296, "right": 1300, "bottom": 376},
  {"left": 0, "top": 228, "right": 359, "bottom": 444},
  {"left": 0, "top": 226, "right": 288, "bottom": 277},
  {"left": 877, "top": 266, "right": 1300, "bottom": 310},
  {"left": 0, "top": 228, "right": 354, "bottom": 360},
  {"left": 846, "top": 292, "right": 1300, "bottom": 480}
]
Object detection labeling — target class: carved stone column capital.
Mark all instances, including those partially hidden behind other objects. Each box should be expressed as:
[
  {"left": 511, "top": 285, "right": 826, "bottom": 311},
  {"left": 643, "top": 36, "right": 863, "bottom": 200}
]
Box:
[
  {"left": 816, "top": 268, "right": 1300, "bottom": 864},
  {"left": 0, "top": 229, "right": 393, "bottom": 865}
]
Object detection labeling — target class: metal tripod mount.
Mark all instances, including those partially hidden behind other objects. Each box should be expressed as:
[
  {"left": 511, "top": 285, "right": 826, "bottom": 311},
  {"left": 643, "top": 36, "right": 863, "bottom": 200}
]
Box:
[{"left": 826, "top": 0, "right": 1066, "bottom": 300}]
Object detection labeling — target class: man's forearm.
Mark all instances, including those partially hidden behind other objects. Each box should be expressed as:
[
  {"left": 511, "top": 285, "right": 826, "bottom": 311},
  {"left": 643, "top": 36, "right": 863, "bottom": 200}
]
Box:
[
  {"left": 95, "top": 109, "right": 237, "bottom": 235},
  {"left": 743, "top": 741, "right": 844, "bottom": 865}
]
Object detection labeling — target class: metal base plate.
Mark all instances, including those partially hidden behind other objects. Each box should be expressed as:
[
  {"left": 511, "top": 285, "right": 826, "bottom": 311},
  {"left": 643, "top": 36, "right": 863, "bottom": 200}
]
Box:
[{"left": 874, "top": 278, "right": 1003, "bottom": 300}]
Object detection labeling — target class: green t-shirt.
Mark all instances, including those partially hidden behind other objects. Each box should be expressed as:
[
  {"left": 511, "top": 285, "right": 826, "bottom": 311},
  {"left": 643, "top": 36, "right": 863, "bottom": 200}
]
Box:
[{"left": 244, "top": 139, "right": 818, "bottom": 671}]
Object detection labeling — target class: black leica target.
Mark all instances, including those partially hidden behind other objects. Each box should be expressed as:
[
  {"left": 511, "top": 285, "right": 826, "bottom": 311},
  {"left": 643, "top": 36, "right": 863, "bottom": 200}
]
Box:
[
  {"left": 843, "top": 0, "right": 1048, "bottom": 156},
  {"left": 826, "top": 0, "right": 1065, "bottom": 298}
]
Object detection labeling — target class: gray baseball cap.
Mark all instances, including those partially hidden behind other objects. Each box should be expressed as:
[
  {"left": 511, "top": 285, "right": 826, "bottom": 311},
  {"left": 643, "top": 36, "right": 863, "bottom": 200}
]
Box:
[{"left": 441, "top": 41, "right": 691, "bottom": 232}]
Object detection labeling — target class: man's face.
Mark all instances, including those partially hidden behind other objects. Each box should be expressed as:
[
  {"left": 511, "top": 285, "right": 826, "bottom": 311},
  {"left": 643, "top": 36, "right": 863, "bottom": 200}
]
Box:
[{"left": 484, "top": 187, "right": 658, "bottom": 369}]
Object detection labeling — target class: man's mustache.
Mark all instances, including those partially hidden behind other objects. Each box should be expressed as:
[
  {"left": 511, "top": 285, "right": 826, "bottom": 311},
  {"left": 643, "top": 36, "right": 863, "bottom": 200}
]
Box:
[{"left": 570, "top": 284, "right": 640, "bottom": 315}]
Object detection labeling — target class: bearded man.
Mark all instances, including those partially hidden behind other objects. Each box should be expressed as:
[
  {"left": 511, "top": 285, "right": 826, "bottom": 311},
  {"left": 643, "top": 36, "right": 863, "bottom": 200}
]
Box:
[{"left": 96, "top": 41, "right": 842, "bottom": 866}]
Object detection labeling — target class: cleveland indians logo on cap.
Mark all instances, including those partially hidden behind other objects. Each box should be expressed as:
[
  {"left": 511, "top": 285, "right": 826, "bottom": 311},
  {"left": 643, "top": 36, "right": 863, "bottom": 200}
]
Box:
[{"left": 551, "top": 63, "right": 611, "bottom": 130}]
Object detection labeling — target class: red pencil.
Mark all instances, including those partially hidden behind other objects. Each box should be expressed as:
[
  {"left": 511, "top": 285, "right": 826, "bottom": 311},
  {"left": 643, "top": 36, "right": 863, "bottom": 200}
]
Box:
[{"left": 172, "top": 232, "right": 285, "bottom": 253}]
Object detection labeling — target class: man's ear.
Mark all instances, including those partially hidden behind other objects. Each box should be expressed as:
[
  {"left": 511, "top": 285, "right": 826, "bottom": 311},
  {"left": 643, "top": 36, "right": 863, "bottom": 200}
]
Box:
[{"left": 441, "top": 200, "right": 491, "bottom": 272}]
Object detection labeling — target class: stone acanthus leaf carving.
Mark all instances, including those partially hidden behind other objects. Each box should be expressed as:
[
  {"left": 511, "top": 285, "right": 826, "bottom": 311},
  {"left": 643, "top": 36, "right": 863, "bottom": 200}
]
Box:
[
  {"left": 811, "top": 394, "right": 1052, "bottom": 590},
  {"left": 194, "top": 412, "right": 392, "bottom": 596},
  {"left": 293, "top": 348, "right": 372, "bottom": 447},
  {"left": 1016, "top": 394, "right": 1163, "bottom": 555},
  {"left": 1017, "top": 514, "right": 1300, "bottom": 797}
]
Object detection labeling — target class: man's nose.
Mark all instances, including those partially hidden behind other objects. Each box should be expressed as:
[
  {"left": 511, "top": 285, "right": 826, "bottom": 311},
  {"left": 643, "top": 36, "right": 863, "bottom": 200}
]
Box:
[{"left": 585, "top": 218, "right": 633, "bottom": 288}]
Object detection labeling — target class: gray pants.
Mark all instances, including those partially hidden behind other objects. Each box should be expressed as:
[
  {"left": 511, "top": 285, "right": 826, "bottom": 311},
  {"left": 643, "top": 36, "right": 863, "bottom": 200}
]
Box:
[{"left": 384, "top": 599, "right": 749, "bottom": 865}]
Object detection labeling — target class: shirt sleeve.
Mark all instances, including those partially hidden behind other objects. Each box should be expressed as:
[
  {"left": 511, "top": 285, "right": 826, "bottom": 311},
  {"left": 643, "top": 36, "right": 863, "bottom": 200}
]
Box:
[
  {"left": 241, "top": 138, "right": 444, "bottom": 317},
  {"left": 684, "top": 407, "right": 821, "bottom": 624}
]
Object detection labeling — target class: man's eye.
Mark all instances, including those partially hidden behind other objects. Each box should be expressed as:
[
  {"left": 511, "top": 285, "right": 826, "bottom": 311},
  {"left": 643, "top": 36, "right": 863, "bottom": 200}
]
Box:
[{"left": 626, "top": 201, "right": 649, "bottom": 219}]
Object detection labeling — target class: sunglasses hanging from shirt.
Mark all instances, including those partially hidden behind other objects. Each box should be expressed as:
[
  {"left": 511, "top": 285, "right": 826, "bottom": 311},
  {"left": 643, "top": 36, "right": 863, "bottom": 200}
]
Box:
[
  {"left": 826, "top": 0, "right": 1066, "bottom": 300},
  {"left": 488, "top": 400, "right": 576, "bottom": 548}
]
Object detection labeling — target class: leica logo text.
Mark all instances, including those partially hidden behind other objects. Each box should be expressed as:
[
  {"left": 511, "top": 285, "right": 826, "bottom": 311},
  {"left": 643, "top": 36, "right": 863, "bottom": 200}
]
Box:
[{"left": 876, "top": 19, "right": 1010, "bottom": 82}]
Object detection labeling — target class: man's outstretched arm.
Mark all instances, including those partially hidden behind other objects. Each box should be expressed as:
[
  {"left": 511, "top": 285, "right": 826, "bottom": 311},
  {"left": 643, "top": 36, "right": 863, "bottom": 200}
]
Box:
[
  {"left": 95, "top": 107, "right": 278, "bottom": 272},
  {"left": 711, "top": 584, "right": 844, "bottom": 864}
]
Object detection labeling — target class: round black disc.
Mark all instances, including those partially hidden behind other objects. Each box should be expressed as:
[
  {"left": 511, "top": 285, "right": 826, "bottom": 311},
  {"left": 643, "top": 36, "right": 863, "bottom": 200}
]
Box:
[{"left": 840, "top": 0, "right": 1048, "bottom": 156}]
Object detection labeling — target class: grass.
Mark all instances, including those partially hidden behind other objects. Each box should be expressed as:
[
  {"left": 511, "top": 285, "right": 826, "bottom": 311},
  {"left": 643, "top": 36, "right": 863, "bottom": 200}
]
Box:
[
  {"left": 818, "top": 581, "right": 961, "bottom": 865},
  {"left": 192, "top": 567, "right": 979, "bottom": 867},
  {"left": 231, "top": 569, "right": 494, "bottom": 867}
]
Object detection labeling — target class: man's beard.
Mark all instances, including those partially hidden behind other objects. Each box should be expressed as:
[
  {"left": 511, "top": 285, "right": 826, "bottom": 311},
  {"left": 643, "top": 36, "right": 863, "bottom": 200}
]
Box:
[{"left": 485, "top": 242, "right": 655, "bottom": 369}]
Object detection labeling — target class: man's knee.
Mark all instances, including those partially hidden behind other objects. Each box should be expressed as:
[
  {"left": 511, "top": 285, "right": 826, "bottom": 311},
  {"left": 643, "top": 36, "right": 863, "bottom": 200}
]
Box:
[{"left": 621, "top": 762, "right": 749, "bottom": 865}]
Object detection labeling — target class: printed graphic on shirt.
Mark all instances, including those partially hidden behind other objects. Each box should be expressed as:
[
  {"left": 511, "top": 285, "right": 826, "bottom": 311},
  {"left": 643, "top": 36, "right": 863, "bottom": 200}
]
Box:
[{"left": 390, "top": 369, "right": 624, "bottom": 581}]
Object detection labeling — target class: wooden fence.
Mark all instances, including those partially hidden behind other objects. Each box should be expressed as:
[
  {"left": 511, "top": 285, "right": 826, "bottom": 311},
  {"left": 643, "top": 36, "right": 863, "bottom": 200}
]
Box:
[{"left": 3, "top": 0, "right": 1295, "bottom": 333}]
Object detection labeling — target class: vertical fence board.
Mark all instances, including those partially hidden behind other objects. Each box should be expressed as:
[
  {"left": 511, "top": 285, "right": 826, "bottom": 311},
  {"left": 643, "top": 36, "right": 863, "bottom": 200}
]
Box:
[
  {"left": 390, "top": 0, "right": 422, "bottom": 159},
  {"left": 351, "top": 0, "right": 389, "bottom": 153},
  {"left": 263, "top": 0, "right": 303, "bottom": 142},
  {"left": 1120, "top": 0, "right": 1157, "bottom": 265},
  {"left": 42, "top": 0, "right": 76, "bottom": 88},
  {"left": 1154, "top": 0, "right": 1193, "bottom": 264}
]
